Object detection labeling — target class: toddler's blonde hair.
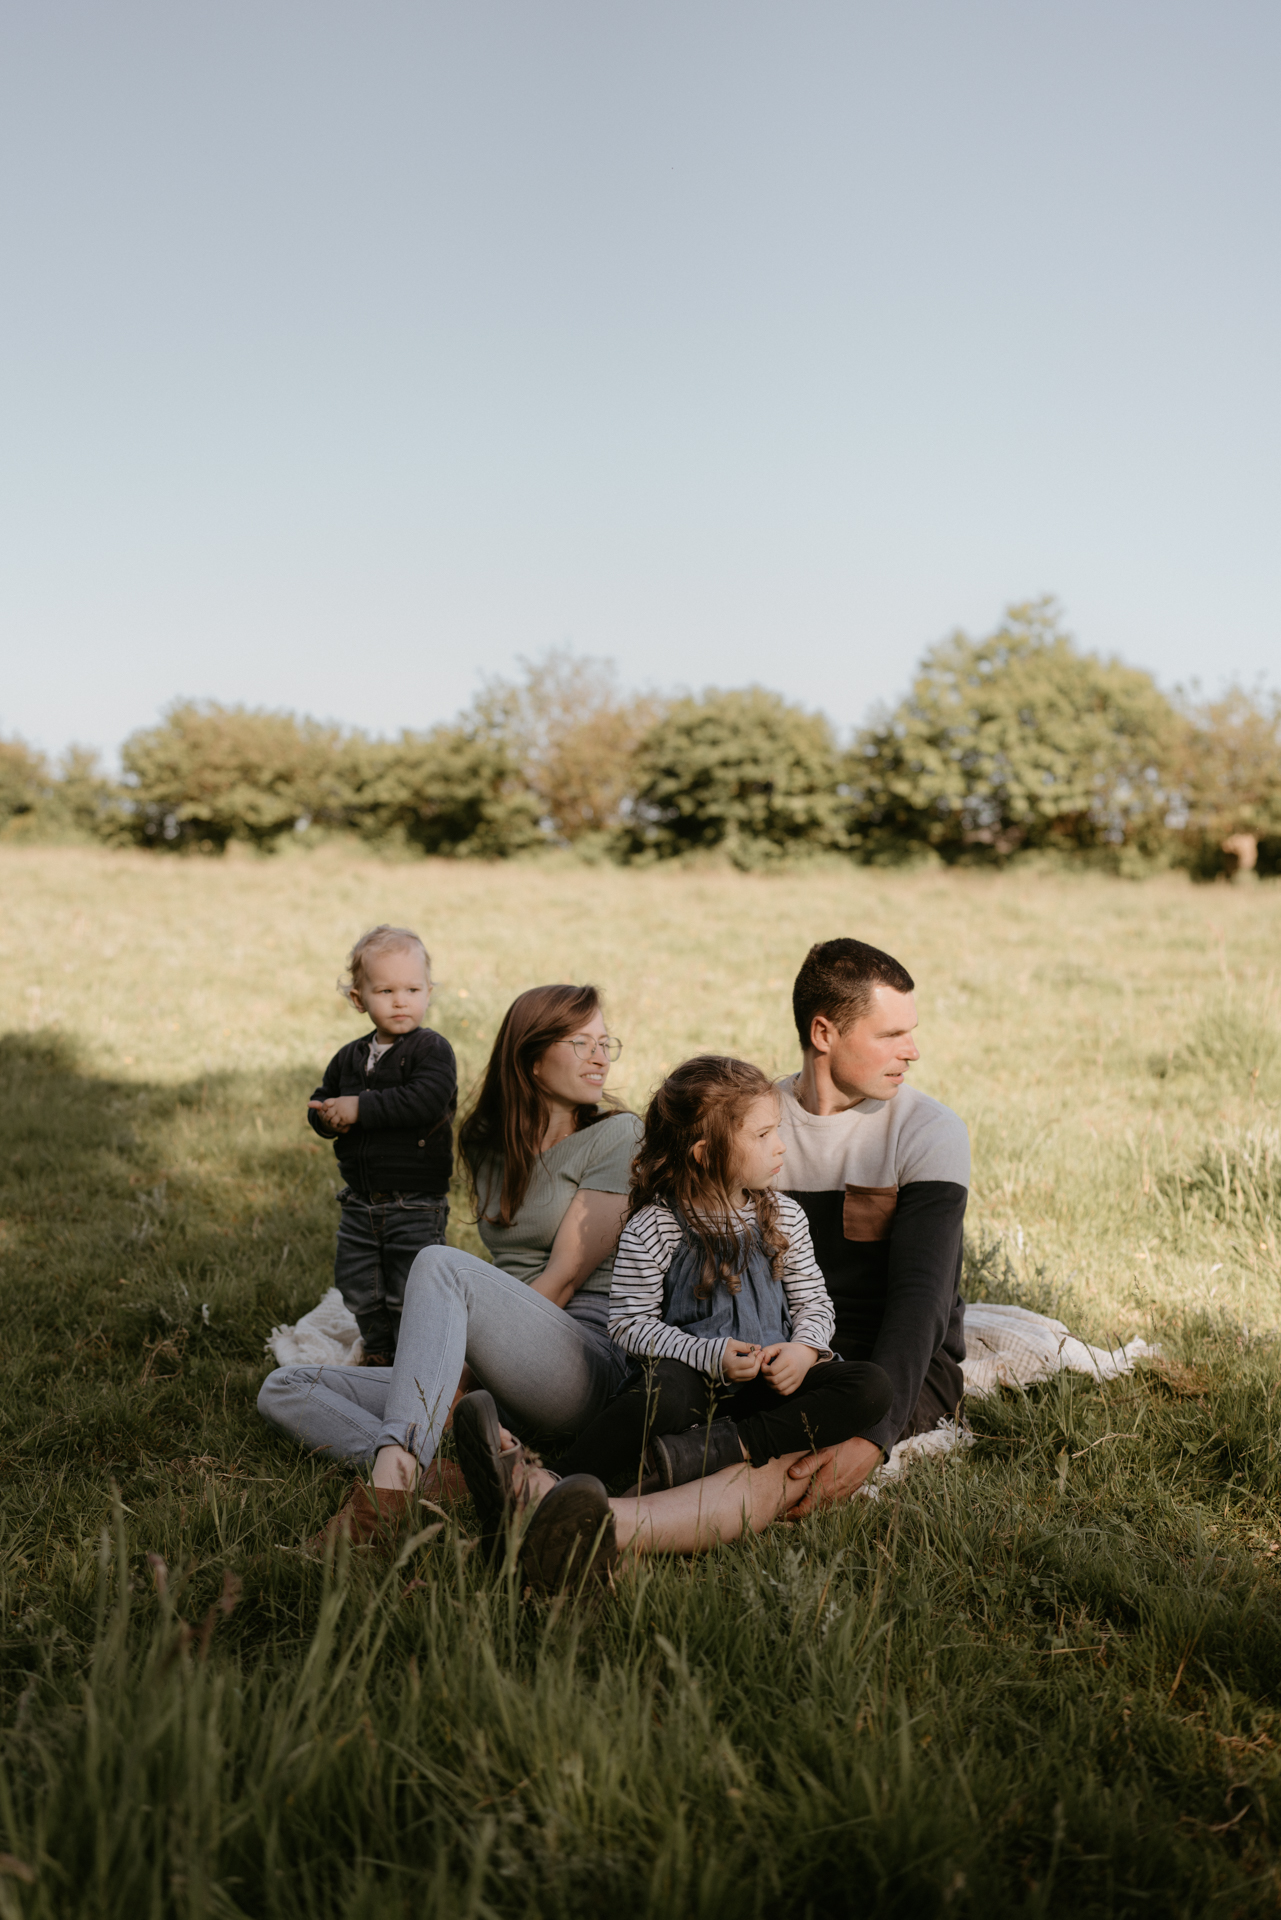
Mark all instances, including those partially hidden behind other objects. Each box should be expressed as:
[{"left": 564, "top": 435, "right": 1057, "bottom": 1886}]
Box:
[{"left": 340, "top": 925, "right": 432, "bottom": 1006}]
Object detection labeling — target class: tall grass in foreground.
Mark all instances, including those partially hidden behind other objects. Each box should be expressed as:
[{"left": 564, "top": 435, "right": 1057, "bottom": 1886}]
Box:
[
  {"left": 1, "top": 851, "right": 1280, "bottom": 1914},
  {"left": 6, "top": 1352, "right": 1281, "bottom": 1919}
]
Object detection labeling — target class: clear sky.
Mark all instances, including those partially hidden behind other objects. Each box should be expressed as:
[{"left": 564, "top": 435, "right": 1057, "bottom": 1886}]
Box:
[{"left": 2, "top": 1, "right": 1278, "bottom": 761}]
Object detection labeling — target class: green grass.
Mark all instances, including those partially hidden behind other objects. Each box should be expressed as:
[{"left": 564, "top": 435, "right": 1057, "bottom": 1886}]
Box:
[{"left": 1, "top": 851, "right": 1281, "bottom": 1915}]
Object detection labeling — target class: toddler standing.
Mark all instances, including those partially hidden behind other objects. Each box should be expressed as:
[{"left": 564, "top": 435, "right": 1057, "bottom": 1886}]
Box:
[{"left": 308, "top": 925, "right": 457, "bottom": 1364}]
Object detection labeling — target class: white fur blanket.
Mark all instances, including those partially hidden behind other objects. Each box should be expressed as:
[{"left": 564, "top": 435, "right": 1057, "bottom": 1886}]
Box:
[
  {"left": 266, "top": 1289, "right": 366, "bottom": 1368},
  {"left": 265, "top": 1293, "right": 1160, "bottom": 1489}
]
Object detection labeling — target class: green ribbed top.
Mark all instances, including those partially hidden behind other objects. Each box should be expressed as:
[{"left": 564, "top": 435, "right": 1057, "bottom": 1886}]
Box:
[{"left": 475, "top": 1110, "right": 643, "bottom": 1294}]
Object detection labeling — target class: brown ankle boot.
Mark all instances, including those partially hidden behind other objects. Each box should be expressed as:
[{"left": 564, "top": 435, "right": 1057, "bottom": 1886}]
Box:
[
  {"left": 420, "top": 1460, "right": 467, "bottom": 1506},
  {"left": 307, "top": 1481, "right": 414, "bottom": 1556}
]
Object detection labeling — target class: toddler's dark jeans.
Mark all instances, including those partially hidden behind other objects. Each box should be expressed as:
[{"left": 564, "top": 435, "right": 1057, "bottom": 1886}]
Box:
[
  {"left": 334, "top": 1189, "right": 449, "bottom": 1361},
  {"left": 556, "top": 1354, "right": 894, "bottom": 1485}
]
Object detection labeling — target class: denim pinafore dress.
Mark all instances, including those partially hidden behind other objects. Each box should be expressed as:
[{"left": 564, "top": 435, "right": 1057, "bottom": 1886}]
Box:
[{"left": 663, "top": 1209, "right": 792, "bottom": 1362}]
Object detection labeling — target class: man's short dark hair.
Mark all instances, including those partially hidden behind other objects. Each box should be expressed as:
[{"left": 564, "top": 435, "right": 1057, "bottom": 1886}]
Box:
[{"left": 792, "top": 938, "right": 915, "bottom": 1052}]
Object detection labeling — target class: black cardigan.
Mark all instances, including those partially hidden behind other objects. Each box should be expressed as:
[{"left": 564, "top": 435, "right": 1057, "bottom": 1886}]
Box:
[{"left": 308, "top": 1026, "right": 457, "bottom": 1195}]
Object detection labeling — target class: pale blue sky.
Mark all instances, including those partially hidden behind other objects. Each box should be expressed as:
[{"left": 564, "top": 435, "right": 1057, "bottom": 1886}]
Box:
[{"left": 2, "top": 1, "right": 1278, "bottom": 760}]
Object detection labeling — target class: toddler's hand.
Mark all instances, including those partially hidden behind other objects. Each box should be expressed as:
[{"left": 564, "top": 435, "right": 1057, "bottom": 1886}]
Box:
[
  {"left": 759, "top": 1342, "right": 818, "bottom": 1396},
  {"left": 722, "top": 1340, "right": 762, "bottom": 1383},
  {"left": 309, "top": 1095, "right": 360, "bottom": 1133}
]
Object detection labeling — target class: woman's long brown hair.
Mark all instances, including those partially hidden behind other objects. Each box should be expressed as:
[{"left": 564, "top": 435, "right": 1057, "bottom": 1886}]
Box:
[
  {"left": 627, "top": 1055, "right": 787, "bottom": 1299},
  {"left": 458, "top": 984, "right": 618, "bottom": 1226}
]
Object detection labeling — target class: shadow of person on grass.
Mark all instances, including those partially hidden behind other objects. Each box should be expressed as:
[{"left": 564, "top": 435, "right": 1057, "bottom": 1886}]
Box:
[{"left": 0, "top": 1029, "right": 342, "bottom": 1477}]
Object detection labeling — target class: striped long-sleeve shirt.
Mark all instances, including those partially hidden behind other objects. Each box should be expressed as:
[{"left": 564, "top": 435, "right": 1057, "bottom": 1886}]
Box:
[{"left": 608, "top": 1198, "right": 835, "bottom": 1379}]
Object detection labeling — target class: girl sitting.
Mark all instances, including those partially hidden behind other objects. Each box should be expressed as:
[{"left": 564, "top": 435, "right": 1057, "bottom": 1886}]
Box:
[{"left": 555, "top": 1053, "right": 893, "bottom": 1491}]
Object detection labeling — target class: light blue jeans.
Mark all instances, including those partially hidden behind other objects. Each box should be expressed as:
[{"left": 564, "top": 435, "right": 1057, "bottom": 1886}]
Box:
[{"left": 258, "top": 1245, "right": 631, "bottom": 1467}]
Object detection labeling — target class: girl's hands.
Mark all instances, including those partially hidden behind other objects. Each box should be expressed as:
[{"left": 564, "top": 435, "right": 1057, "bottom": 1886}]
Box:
[
  {"left": 723, "top": 1341, "right": 819, "bottom": 1388},
  {"left": 722, "top": 1340, "right": 763, "bottom": 1383},
  {"left": 759, "top": 1342, "right": 819, "bottom": 1396}
]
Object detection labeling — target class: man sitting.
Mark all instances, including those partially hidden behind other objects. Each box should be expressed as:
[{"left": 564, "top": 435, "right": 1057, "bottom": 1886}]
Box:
[{"left": 776, "top": 937, "right": 970, "bottom": 1511}]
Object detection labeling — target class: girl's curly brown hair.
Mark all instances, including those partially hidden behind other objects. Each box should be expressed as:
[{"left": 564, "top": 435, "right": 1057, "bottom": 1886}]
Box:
[{"left": 628, "top": 1055, "right": 787, "bottom": 1300}]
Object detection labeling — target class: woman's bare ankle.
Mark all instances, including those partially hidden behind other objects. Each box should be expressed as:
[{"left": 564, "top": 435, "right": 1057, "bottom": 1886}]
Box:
[{"left": 371, "top": 1444, "right": 419, "bottom": 1492}]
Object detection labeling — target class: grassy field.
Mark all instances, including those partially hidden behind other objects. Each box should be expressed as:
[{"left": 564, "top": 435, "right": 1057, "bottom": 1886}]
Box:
[{"left": 1, "top": 845, "right": 1280, "bottom": 1917}]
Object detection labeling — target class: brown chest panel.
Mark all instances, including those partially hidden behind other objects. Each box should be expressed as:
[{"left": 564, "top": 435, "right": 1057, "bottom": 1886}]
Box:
[{"left": 842, "top": 1183, "right": 898, "bottom": 1241}]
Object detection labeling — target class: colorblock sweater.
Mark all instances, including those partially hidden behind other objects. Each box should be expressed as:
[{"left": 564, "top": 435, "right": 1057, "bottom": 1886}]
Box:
[{"left": 775, "top": 1075, "right": 970, "bottom": 1454}]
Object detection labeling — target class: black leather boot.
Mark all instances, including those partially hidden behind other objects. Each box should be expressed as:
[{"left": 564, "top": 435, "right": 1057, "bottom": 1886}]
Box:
[{"left": 646, "top": 1417, "right": 745, "bottom": 1490}]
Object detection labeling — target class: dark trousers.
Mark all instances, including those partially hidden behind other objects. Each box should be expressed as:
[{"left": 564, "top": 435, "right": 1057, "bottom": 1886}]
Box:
[
  {"left": 333, "top": 1189, "right": 449, "bottom": 1360},
  {"left": 557, "top": 1355, "right": 893, "bottom": 1484}
]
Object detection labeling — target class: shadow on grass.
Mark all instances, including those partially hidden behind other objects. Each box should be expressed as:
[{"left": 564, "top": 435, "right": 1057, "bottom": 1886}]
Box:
[
  {"left": 1, "top": 1027, "right": 336, "bottom": 1369},
  {"left": 0, "top": 1032, "right": 388, "bottom": 1651}
]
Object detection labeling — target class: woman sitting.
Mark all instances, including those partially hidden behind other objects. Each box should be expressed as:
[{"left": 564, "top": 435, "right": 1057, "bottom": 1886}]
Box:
[{"left": 258, "top": 983, "right": 641, "bottom": 1539}]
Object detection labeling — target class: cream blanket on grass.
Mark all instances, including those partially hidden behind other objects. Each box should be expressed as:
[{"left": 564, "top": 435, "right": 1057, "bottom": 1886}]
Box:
[
  {"left": 265, "top": 1292, "right": 1160, "bottom": 1492},
  {"left": 870, "top": 1301, "right": 1160, "bottom": 1492}
]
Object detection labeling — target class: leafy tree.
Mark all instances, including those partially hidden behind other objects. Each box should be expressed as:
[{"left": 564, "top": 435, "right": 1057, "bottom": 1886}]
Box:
[
  {"left": 0, "top": 736, "right": 53, "bottom": 835},
  {"left": 846, "top": 601, "right": 1180, "bottom": 863},
  {"left": 1174, "top": 686, "right": 1281, "bottom": 879},
  {"left": 350, "top": 722, "right": 542, "bottom": 859},
  {"left": 621, "top": 687, "right": 843, "bottom": 865},
  {"left": 53, "top": 747, "right": 122, "bottom": 841},
  {"left": 475, "top": 650, "right": 662, "bottom": 846},
  {"left": 118, "top": 692, "right": 545, "bottom": 859},
  {"left": 119, "top": 702, "right": 348, "bottom": 851},
  {"left": 0, "top": 739, "right": 120, "bottom": 843}
]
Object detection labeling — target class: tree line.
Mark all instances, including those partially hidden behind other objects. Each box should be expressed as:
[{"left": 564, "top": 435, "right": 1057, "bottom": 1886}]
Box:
[{"left": 4, "top": 601, "right": 1279, "bottom": 876}]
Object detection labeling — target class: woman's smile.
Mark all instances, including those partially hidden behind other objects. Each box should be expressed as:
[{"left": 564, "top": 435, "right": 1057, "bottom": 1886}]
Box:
[{"left": 532, "top": 1016, "right": 616, "bottom": 1119}]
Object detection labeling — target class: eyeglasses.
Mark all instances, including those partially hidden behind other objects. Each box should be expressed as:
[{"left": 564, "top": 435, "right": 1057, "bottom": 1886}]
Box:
[{"left": 566, "top": 1034, "right": 623, "bottom": 1062}]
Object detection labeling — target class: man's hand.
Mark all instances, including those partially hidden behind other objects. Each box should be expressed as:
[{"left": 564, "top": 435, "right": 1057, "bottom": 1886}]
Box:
[
  {"left": 308, "top": 1095, "right": 360, "bottom": 1133},
  {"left": 722, "top": 1340, "right": 763, "bottom": 1383},
  {"left": 785, "top": 1436, "right": 883, "bottom": 1520},
  {"left": 758, "top": 1341, "right": 818, "bottom": 1396}
]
